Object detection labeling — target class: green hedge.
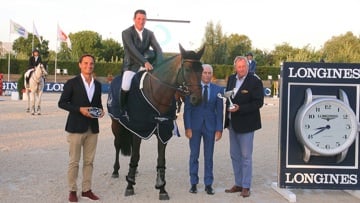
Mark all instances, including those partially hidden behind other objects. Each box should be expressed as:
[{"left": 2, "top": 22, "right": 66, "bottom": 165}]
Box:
[
  {"left": 212, "top": 64, "right": 281, "bottom": 80},
  {"left": 0, "top": 59, "right": 281, "bottom": 80}
]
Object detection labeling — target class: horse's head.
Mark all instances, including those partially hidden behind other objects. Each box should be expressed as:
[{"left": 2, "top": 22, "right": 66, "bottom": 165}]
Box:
[
  {"left": 36, "top": 62, "right": 48, "bottom": 77},
  {"left": 178, "top": 44, "right": 205, "bottom": 106}
]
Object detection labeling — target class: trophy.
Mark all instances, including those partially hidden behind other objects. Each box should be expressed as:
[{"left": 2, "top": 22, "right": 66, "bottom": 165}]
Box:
[{"left": 217, "top": 88, "right": 238, "bottom": 110}]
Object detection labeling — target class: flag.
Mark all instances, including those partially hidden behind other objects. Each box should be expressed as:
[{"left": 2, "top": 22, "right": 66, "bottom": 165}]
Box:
[
  {"left": 33, "top": 22, "right": 42, "bottom": 43},
  {"left": 10, "top": 20, "right": 28, "bottom": 38},
  {"left": 57, "top": 24, "right": 71, "bottom": 48}
]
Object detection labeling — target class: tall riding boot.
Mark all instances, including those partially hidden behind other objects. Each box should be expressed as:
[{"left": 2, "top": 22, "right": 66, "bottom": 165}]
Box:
[
  {"left": 126, "top": 166, "right": 137, "bottom": 185},
  {"left": 120, "top": 90, "right": 129, "bottom": 112},
  {"left": 155, "top": 168, "right": 166, "bottom": 189},
  {"left": 25, "top": 77, "right": 30, "bottom": 88}
]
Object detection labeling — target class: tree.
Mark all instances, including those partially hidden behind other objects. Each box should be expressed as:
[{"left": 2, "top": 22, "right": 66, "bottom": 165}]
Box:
[
  {"left": 98, "top": 39, "right": 124, "bottom": 62},
  {"left": 321, "top": 31, "right": 360, "bottom": 62},
  {"left": 226, "top": 34, "right": 252, "bottom": 64},
  {"left": 12, "top": 33, "right": 49, "bottom": 60},
  {"left": 66, "top": 31, "right": 103, "bottom": 60},
  {"left": 201, "top": 21, "right": 227, "bottom": 64}
]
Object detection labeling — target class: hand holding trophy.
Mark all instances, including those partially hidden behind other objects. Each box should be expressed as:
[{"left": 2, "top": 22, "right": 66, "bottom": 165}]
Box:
[{"left": 218, "top": 88, "right": 238, "bottom": 110}]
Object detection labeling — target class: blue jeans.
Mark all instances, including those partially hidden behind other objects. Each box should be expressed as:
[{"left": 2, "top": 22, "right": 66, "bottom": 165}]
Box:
[{"left": 228, "top": 124, "right": 254, "bottom": 188}]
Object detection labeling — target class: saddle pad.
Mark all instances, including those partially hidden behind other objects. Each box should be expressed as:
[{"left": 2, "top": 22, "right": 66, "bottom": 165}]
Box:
[{"left": 107, "top": 72, "right": 177, "bottom": 144}]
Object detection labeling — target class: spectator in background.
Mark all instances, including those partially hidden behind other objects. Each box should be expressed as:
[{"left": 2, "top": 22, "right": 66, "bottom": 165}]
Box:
[{"left": 246, "top": 52, "right": 256, "bottom": 75}]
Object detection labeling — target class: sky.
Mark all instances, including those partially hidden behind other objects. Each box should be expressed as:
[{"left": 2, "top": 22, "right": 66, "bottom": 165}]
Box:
[{"left": 1, "top": 0, "right": 360, "bottom": 53}]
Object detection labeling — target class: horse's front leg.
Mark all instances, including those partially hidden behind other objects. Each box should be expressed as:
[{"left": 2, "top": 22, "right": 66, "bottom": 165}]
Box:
[
  {"left": 36, "top": 91, "right": 42, "bottom": 115},
  {"left": 30, "top": 91, "right": 36, "bottom": 115},
  {"left": 125, "top": 135, "right": 141, "bottom": 197},
  {"left": 111, "top": 119, "right": 121, "bottom": 178},
  {"left": 155, "top": 137, "right": 169, "bottom": 200},
  {"left": 26, "top": 90, "right": 30, "bottom": 113}
]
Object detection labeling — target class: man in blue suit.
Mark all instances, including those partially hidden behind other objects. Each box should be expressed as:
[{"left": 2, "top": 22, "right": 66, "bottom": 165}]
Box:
[{"left": 183, "top": 64, "right": 224, "bottom": 195}]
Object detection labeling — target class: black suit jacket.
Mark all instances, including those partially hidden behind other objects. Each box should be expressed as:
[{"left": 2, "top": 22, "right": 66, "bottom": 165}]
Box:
[
  {"left": 58, "top": 75, "right": 103, "bottom": 133},
  {"left": 28, "top": 56, "right": 42, "bottom": 69},
  {"left": 122, "top": 25, "right": 163, "bottom": 72},
  {"left": 224, "top": 73, "right": 264, "bottom": 133}
]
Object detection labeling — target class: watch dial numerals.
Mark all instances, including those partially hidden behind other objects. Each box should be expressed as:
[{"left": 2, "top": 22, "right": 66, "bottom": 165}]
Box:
[{"left": 307, "top": 134, "right": 314, "bottom": 139}]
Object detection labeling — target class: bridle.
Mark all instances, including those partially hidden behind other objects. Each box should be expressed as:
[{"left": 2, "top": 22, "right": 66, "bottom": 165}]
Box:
[
  {"left": 147, "top": 58, "right": 202, "bottom": 96},
  {"left": 175, "top": 59, "right": 202, "bottom": 95}
]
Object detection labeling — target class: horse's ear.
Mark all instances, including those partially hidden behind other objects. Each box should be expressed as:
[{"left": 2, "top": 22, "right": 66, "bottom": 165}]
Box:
[
  {"left": 197, "top": 45, "right": 205, "bottom": 58},
  {"left": 179, "top": 44, "right": 185, "bottom": 55}
]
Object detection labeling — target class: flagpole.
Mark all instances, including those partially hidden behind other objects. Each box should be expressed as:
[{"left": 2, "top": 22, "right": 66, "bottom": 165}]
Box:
[
  {"left": 54, "top": 24, "right": 58, "bottom": 82},
  {"left": 7, "top": 21, "right": 11, "bottom": 82},
  {"left": 32, "top": 21, "right": 34, "bottom": 51}
]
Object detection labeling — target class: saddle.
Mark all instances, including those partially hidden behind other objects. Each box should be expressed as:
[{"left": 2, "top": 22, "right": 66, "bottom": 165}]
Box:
[{"left": 107, "top": 71, "right": 177, "bottom": 144}]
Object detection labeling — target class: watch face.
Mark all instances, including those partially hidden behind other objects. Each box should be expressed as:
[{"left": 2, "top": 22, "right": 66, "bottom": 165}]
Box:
[{"left": 295, "top": 98, "right": 358, "bottom": 155}]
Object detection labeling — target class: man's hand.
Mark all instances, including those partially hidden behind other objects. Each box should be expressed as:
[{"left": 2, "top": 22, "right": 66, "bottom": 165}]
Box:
[
  {"left": 144, "top": 62, "right": 153, "bottom": 71},
  {"left": 185, "top": 129, "right": 192, "bottom": 139},
  {"left": 215, "top": 131, "right": 222, "bottom": 141}
]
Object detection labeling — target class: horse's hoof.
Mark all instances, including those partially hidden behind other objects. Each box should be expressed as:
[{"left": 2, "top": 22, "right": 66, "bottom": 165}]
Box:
[
  {"left": 159, "top": 192, "right": 169, "bottom": 200},
  {"left": 111, "top": 173, "right": 119, "bottom": 178},
  {"left": 124, "top": 189, "right": 134, "bottom": 196},
  {"left": 26, "top": 109, "right": 30, "bottom": 113},
  {"left": 31, "top": 113, "right": 35, "bottom": 115},
  {"left": 37, "top": 112, "right": 41, "bottom": 115}
]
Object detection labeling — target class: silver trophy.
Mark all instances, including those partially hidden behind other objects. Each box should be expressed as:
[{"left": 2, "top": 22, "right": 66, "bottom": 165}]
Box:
[{"left": 217, "top": 88, "right": 238, "bottom": 110}]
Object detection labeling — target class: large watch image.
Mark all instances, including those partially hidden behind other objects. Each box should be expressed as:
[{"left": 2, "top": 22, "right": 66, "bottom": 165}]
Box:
[{"left": 294, "top": 88, "right": 359, "bottom": 163}]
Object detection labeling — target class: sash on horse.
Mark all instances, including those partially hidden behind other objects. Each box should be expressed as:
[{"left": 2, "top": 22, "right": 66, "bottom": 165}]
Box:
[{"left": 108, "top": 71, "right": 176, "bottom": 144}]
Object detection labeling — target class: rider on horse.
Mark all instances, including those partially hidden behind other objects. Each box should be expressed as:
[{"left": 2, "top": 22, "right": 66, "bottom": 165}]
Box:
[
  {"left": 120, "top": 9, "right": 163, "bottom": 113},
  {"left": 25, "top": 49, "right": 42, "bottom": 88}
]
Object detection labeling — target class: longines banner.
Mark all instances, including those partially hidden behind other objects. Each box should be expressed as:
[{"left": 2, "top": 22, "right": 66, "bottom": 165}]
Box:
[
  {"left": 2, "top": 82, "right": 110, "bottom": 93},
  {"left": 278, "top": 62, "right": 360, "bottom": 189}
]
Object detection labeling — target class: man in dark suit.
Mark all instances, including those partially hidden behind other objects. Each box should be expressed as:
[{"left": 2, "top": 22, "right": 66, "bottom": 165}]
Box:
[
  {"left": 25, "top": 49, "right": 42, "bottom": 87},
  {"left": 246, "top": 52, "right": 257, "bottom": 75},
  {"left": 183, "top": 64, "right": 224, "bottom": 195},
  {"left": 58, "top": 54, "right": 104, "bottom": 202},
  {"left": 120, "top": 9, "right": 163, "bottom": 112},
  {"left": 224, "top": 56, "right": 264, "bottom": 198}
]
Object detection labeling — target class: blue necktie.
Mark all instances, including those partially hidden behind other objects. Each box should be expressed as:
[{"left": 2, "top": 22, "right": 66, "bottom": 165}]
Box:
[{"left": 203, "top": 85, "right": 208, "bottom": 103}]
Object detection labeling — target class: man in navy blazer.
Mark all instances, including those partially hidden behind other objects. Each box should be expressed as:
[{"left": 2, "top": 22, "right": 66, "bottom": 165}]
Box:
[
  {"left": 224, "top": 56, "right": 264, "bottom": 198},
  {"left": 58, "top": 54, "right": 104, "bottom": 202},
  {"left": 183, "top": 64, "right": 224, "bottom": 195}
]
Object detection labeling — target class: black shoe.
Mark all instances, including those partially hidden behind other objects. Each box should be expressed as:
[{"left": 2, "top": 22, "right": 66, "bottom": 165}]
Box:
[
  {"left": 189, "top": 184, "right": 197, "bottom": 194},
  {"left": 205, "top": 185, "right": 215, "bottom": 195}
]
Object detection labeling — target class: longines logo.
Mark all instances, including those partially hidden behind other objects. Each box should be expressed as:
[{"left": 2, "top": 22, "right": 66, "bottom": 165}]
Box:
[
  {"left": 285, "top": 172, "right": 358, "bottom": 185},
  {"left": 288, "top": 67, "right": 360, "bottom": 79}
]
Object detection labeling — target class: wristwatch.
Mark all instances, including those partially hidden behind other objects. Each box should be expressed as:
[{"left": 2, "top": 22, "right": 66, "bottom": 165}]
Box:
[{"left": 294, "top": 88, "right": 359, "bottom": 163}]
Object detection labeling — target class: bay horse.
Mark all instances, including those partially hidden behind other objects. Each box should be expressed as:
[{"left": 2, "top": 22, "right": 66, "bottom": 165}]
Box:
[
  {"left": 107, "top": 44, "right": 204, "bottom": 200},
  {"left": 24, "top": 63, "right": 48, "bottom": 115}
]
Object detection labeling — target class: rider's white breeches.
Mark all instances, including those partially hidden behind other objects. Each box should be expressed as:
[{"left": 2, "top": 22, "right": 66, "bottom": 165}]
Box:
[{"left": 121, "top": 70, "right": 136, "bottom": 91}]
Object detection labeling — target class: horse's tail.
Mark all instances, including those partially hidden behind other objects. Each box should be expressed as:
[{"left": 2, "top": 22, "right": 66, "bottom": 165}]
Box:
[
  {"left": 111, "top": 118, "right": 132, "bottom": 156},
  {"left": 119, "top": 128, "right": 132, "bottom": 156}
]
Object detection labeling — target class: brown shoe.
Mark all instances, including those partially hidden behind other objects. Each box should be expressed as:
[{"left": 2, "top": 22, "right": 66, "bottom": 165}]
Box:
[
  {"left": 68, "top": 191, "right": 78, "bottom": 202},
  {"left": 225, "top": 185, "right": 242, "bottom": 193},
  {"left": 241, "top": 188, "right": 250, "bottom": 198},
  {"left": 81, "top": 190, "right": 99, "bottom": 201}
]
